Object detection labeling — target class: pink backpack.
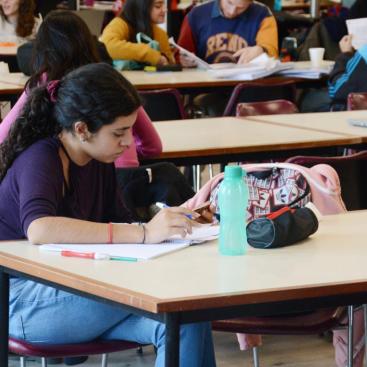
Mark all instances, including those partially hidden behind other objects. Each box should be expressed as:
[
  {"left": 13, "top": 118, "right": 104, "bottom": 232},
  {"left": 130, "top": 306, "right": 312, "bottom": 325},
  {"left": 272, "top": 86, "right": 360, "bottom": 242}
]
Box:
[
  {"left": 183, "top": 162, "right": 347, "bottom": 354},
  {"left": 184, "top": 162, "right": 346, "bottom": 217}
]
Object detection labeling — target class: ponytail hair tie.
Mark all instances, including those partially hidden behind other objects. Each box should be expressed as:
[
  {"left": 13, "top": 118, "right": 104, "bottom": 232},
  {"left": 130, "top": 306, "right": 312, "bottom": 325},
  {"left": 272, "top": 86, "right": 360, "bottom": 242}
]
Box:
[{"left": 46, "top": 80, "right": 60, "bottom": 103}]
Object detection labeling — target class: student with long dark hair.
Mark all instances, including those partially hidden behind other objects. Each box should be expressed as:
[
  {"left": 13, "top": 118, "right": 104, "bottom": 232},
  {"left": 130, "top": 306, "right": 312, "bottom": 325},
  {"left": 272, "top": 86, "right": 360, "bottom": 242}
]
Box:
[
  {"left": 0, "top": 10, "right": 162, "bottom": 171},
  {"left": 0, "top": 0, "right": 41, "bottom": 43},
  {"left": 100, "top": 0, "right": 174, "bottom": 66},
  {"left": 0, "top": 63, "right": 216, "bottom": 367}
]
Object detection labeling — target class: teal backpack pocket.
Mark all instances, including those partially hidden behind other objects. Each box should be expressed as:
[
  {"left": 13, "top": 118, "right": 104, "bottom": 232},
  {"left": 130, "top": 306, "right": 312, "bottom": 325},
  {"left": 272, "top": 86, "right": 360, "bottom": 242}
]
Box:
[{"left": 113, "top": 32, "right": 160, "bottom": 71}]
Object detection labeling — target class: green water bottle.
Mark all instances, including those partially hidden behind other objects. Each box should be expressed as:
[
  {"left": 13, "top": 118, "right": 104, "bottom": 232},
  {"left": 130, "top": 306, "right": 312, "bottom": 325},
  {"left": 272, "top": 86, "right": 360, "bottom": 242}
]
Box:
[{"left": 218, "top": 166, "right": 249, "bottom": 256}]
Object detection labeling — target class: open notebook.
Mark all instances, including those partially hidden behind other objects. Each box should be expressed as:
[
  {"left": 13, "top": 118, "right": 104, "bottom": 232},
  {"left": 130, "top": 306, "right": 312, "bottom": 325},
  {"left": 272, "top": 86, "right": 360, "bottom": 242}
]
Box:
[
  {"left": 169, "top": 38, "right": 291, "bottom": 80},
  {"left": 40, "top": 224, "right": 219, "bottom": 261}
]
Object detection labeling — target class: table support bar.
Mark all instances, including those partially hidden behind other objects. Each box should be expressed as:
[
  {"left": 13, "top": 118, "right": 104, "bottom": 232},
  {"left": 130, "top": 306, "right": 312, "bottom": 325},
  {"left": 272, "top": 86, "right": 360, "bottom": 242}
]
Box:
[
  {"left": 0, "top": 268, "right": 9, "bottom": 367},
  {"left": 165, "top": 313, "right": 180, "bottom": 367}
]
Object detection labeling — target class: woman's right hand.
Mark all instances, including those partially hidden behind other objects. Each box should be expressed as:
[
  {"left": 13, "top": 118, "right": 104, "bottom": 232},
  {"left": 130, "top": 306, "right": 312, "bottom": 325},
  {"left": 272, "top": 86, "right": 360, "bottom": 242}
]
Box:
[
  {"left": 179, "top": 53, "right": 197, "bottom": 68},
  {"left": 339, "top": 35, "right": 354, "bottom": 53},
  {"left": 144, "top": 207, "right": 199, "bottom": 243},
  {"left": 157, "top": 55, "right": 169, "bottom": 66}
]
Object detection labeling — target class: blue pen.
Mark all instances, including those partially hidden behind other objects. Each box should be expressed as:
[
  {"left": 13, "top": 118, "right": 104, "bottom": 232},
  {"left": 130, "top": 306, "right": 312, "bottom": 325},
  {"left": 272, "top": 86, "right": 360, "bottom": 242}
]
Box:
[{"left": 155, "top": 202, "right": 193, "bottom": 220}]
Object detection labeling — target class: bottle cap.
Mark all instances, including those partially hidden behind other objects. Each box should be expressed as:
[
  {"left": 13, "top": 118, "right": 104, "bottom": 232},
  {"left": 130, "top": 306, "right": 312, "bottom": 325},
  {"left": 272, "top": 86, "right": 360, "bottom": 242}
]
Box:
[{"left": 224, "top": 165, "right": 243, "bottom": 178}]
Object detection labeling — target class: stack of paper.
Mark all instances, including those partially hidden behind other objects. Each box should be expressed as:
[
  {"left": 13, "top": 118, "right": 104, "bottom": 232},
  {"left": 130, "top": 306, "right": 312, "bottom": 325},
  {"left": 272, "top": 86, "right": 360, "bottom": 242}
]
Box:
[
  {"left": 276, "top": 61, "right": 335, "bottom": 79},
  {"left": 346, "top": 18, "right": 367, "bottom": 50},
  {"left": 40, "top": 224, "right": 219, "bottom": 261},
  {"left": 169, "top": 38, "right": 293, "bottom": 80},
  {"left": 208, "top": 55, "right": 293, "bottom": 80}
]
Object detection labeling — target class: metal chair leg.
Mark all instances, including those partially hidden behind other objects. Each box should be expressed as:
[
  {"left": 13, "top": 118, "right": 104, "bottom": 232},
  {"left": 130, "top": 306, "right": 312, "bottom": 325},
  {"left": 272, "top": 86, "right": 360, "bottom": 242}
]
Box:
[
  {"left": 348, "top": 305, "right": 354, "bottom": 367},
  {"left": 195, "top": 165, "right": 201, "bottom": 191},
  {"left": 252, "top": 346, "right": 259, "bottom": 367},
  {"left": 41, "top": 357, "right": 47, "bottom": 367},
  {"left": 19, "top": 356, "right": 26, "bottom": 367},
  {"left": 208, "top": 164, "right": 214, "bottom": 180},
  {"left": 101, "top": 353, "right": 108, "bottom": 367},
  {"left": 192, "top": 166, "right": 197, "bottom": 192}
]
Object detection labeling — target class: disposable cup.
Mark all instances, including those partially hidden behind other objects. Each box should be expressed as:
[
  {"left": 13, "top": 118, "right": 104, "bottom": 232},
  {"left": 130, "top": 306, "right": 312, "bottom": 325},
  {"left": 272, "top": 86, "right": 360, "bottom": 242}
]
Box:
[
  {"left": 0, "top": 62, "right": 9, "bottom": 74},
  {"left": 309, "top": 47, "right": 325, "bottom": 68}
]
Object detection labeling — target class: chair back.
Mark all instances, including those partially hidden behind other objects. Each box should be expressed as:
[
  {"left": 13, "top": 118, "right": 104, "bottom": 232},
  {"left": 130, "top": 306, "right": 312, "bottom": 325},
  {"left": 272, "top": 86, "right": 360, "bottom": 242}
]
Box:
[
  {"left": 223, "top": 80, "right": 297, "bottom": 116},
  {"left": 236, "top": 99, "right": 298, "bottom": 117},
  {"left": 347, "top": 92, "right": 367, "bottom": 111},
  {"left": 286, "top": 150, "right": 367, "bottom": 211},
  {"left": 139, "top": 88, "right": 187, "bottom": 121}
]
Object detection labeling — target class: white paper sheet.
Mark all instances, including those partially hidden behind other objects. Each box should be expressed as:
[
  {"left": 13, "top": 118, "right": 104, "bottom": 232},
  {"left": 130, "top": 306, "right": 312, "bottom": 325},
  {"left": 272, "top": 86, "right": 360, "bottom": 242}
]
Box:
[
  {"left": 346, "top": 18, "right": 367, "bottom": 49},
  {"left": 169, "top": 37, "right": 278, "bottom": 73},
  {"left": 40, "top": 225, "right": 219, "bottom": 260},
  {"left": 40, "top": 242, "right": 191, "bottom": 260}
]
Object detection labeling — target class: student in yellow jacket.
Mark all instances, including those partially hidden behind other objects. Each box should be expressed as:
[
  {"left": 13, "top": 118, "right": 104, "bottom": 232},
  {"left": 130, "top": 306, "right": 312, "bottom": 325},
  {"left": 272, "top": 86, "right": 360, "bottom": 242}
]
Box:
[{"left": 100, "top": 0, "right": 174, "bottom": 66}]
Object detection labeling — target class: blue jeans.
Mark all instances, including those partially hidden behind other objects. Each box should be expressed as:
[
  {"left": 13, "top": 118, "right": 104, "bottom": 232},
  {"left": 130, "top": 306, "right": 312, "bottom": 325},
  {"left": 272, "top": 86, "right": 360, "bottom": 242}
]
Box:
[{"left": 9, "top": 278, "right": 216, "bottom": 367}]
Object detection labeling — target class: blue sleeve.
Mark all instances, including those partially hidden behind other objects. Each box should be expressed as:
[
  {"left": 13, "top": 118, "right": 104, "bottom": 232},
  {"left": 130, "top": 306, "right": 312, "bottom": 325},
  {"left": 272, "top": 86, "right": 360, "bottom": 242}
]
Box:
[{"left": 329, "top": 46, "right": 367, "bottom": 100}]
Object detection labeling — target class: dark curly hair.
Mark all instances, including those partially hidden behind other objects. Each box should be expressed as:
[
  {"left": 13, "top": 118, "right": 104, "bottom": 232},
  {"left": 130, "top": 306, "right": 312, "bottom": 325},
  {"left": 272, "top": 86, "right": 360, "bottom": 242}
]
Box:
[
  {"left": 28, "top": 10, "right": 100, "bottom": 89},
  {"left": 0, "top": 63, "right": 141, "bottom": 181},
  {"left": 120, "top": 0, "right": 155, "bottom": 40},
  {"left": 0, "top": 0, "right": 36, "bottom": 38}
]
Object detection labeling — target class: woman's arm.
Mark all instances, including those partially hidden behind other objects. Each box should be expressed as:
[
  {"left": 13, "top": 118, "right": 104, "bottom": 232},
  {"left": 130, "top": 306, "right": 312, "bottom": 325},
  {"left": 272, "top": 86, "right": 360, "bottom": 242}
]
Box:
[
  {"left": 153, "top": 26, "right": 175, "bottom": 64},
  {"left": 328, "top": 41, "right": 365, "bottom": 102},
  {"left": 133, "top": 107, "right": 162, "bottom": 159},
  {"left": 114, "top": 107, "right": 162, "bottom": 167},
  {"left": 100, "top": 17, "right": 162, "bottom": 65},
  {"left": 27, "top": 207, "right": 198, "bottom": 245},
  {"left": 0, "top": 89, "right": 28, "bottom": 144},
  {"left": 255, "top": 16, "right": 278, "bottom": 58}
]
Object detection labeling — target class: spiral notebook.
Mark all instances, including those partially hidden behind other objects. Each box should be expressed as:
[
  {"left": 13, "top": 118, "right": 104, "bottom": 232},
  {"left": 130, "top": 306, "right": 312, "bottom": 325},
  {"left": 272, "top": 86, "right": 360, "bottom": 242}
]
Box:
[{"left": 40, "top": 225, "right": 219, "bottom": 260}]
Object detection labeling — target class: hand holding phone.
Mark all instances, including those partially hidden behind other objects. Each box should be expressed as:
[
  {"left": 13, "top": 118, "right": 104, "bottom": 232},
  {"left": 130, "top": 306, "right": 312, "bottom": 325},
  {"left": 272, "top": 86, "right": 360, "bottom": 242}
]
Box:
[{"left": 193, "top": 201, "right": 215, "bottom": 224}]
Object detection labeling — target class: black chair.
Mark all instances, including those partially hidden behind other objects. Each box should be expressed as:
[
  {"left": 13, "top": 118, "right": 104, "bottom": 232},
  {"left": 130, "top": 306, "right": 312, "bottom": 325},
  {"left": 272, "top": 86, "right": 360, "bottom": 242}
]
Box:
[
  {"left": 139, "top": 89, "right": 205, "bottom": 190},
  {"left": 139, "top": 88, "right": 187, "bottom": 121}
]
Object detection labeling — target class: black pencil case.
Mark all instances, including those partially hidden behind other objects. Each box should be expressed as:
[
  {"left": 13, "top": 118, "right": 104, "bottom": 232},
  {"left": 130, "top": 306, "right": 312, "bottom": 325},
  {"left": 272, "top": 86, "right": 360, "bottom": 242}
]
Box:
[{"left": 246, "top": 206, "right": 319, "bottom": 249}]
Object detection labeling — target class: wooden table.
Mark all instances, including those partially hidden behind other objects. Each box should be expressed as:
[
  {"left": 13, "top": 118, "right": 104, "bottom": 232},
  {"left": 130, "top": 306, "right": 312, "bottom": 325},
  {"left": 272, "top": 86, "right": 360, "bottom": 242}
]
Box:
[
  {"left": 245, "top": 110, "right": 367, "bottom": 142},
  {"left": 144, "top": 117, "right": 361, "bottom": 165},
  {"left": 2, "top": 210, "right": 367, "bottom": 366},
  {"left": 0, "top": 62, "right": 328, "bottom": 96},
  {"left": 0, "top": 73, "right": 27, "bottom": 96},
  {"left": 122, "top": 64, "right": 327, "bottom": 92},
  {"left": 122, "top": 69, "right": 265, "bottom": 90},
  {"left": 0, "top": 45, "right": 17, "bottom": 57}
]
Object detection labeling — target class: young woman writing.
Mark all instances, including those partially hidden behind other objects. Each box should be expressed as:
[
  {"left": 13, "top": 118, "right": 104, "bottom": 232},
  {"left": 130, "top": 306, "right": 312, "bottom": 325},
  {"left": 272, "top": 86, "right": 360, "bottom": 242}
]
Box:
[
  {"left": 0, "top": 63, "right": 216, "bottom": 367},
  {"left": 100, "top": 0, "right": 175, "bottom": 66},
  {"left": 1, "top": 10, "right": 194, "bottom": 222}
]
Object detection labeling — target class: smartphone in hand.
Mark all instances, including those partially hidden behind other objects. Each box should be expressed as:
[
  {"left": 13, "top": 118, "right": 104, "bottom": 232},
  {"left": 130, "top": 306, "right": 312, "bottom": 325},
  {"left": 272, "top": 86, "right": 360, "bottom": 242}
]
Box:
[{"left": 193, "top": 201, "right": 214, "bottom": 223}]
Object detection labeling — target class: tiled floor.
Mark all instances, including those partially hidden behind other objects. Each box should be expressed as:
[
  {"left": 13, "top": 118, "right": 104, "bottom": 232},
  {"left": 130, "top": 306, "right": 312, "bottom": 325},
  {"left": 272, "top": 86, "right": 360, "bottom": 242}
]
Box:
[{"left": 9, "top": 331, "right": 336, "bottom": 367}]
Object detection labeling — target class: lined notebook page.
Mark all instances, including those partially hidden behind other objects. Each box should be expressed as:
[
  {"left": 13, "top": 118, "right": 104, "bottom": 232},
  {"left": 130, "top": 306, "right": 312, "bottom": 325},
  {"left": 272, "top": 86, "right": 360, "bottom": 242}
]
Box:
[
  {"left": 40, "top": 225, "right": 219, "bottom": 260},
  {"left": 40, "top": 242, "right": 190, "bottom": 260}
]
